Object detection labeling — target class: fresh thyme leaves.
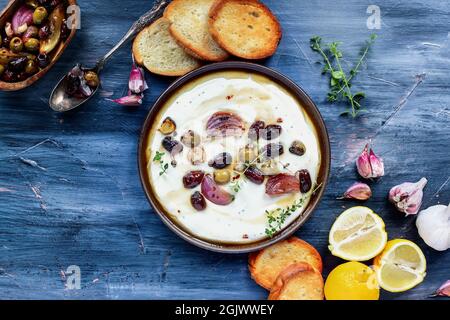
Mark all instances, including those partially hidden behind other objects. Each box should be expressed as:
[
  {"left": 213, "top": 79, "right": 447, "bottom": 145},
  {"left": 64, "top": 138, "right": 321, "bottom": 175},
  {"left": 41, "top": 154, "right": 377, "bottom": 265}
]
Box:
[
  {"left": 265, "top": 198, "right": 305, "bottom": 238},
  {"left": 264, "top": 183, "right": 323, "bottom": 238},
  {"left": 153, "top": 151, "right": 169, "bottom": 176},
  {"left": 310, "top": 34, "right": 377, "bottom": 118}
]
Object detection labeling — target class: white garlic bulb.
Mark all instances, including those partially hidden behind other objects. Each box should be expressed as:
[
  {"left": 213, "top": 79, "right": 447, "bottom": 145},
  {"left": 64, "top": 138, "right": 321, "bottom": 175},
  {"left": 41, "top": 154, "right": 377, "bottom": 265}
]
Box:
[{"left": 416, "top": 203, "right": 450, "bottom": 251}]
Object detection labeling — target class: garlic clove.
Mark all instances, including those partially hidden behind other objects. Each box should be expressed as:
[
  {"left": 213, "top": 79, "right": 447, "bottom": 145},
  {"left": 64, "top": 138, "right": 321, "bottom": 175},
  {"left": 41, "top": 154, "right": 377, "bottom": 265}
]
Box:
[
  {"left": 432, "top": 280, "right": 450, "bottom": 297},
  {"left": 341, "top": 182, "right": 372, "bottom": 201},
  {"left": 416, "top": 203, "right": 450, "bottom": 251},
  {"left": 129, "top": 63, "right": 148, "bottom": 94},
  {"left": 356, "top": 144, "right": 384, "bottom": 179},
  {"left": 356, "top": 144, "right": 372, "bottom": 179},
  {"left": 109, "top": 94, "right": 143, "bottom": 106},
  {"left": 389, "top": 177, "right": 427, "bottom": 216}
]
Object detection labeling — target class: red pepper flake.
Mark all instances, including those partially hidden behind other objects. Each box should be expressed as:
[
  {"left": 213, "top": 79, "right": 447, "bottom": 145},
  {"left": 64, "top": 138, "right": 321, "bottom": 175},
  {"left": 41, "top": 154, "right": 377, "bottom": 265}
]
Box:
[
  {"left": 277, "top": 117, "right": 283, "bottom": 123},
  {"left": 226, "top": 95, "right": 234, "bottom": 100},
  {"left": 242, "top": 234, "right": 249, "bottom": 239}
]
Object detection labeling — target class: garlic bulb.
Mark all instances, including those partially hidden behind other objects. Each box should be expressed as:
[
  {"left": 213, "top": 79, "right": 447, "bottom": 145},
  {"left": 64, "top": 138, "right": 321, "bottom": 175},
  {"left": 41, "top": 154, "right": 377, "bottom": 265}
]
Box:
[{"left": 416, "top": 203, "right": 450, "bottom": 251}]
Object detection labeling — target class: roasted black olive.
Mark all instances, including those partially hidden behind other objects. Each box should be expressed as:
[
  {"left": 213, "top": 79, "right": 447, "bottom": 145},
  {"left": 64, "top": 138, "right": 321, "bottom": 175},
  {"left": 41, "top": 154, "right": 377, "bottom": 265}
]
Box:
[
  {"left": 244, "top": 166, "right": 265, "bottom": 185},
  {"left": 65, "top": 72, "right": 80, "bottom": 95},
  {"left": 8, "top": 57, "right": 27, "bottom": 73},
  {"left": 289, "top": 140, "right": 306, "bottom": 156},
  {"left": 2, "top": 70, "right": 17, "bottom": 82},
  {"left": 262, "top": 124, "right": 282, "bottom": 140},
  {"left": 297, "top": 169, "right": 312, "bottom": 193},
  {"left": 248, "top": 120, "right": 265, "bottom": 140},
  {"left": 60, "top": 19, "right": 70, "bottom": 41},
  {"left": 162, "top": 136, "right": 183, "bottom": 155},
  {"left": 191, "top": 191, "right": 206, "bottom": 211},
  {"left": 261, "top": 143, "right": 284, "bottom": 160},
  {"left": 208, "top": 152, "right": 232, "bottom": 169},
  {"left": 183, "top": 171, "right": 205, "bottom": 189},
  {"left": 37, "top": 53, "right": 49, "bottom": 68},
  {"left": 38, "top": 24, "right": 51, "bottom": 40}
]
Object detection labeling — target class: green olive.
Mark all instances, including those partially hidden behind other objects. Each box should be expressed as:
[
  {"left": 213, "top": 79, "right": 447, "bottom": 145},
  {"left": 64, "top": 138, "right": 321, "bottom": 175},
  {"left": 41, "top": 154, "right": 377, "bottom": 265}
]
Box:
[
  {"left": 26, "top": 0, "right": 39, "bottom": 9},
  {"left": 0, "top": 49, "right": 11, "bottom": 65},
  {"left": 0, "top": 65, "right": 5, "bottom": 77},
  {"left": 9, "top": 37, "right": 23, "bottom": 53},
  {"left": 33, "top": 7, "right": 48, "bottom": 25},
  {"left": 25, "top": 59, "right": 38, "bottom": 74},
  {"left": 239, "top": 145, "right": 258, "bottom": 164},
  {"left": 214, "top": 169, "right": 231, "bottom": 185},
  {"left": 24, "top": 38, "right": 40, "bottom": 52},
  {"left": 84, "top": 71, "right": 100, "bottom": 88}
]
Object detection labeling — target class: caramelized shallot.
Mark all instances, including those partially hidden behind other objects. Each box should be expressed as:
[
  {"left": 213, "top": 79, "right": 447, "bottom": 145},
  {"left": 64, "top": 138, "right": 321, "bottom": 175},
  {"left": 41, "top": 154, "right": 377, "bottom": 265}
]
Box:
[
  {"left": 201, "top": 174, "right": 234, "bottom": 205},
  {"left": 206, "top": 112, "right": 245, "bottom": 137},
  {"left": 265, "top": 174, "right": 300, "bottom": 196}
]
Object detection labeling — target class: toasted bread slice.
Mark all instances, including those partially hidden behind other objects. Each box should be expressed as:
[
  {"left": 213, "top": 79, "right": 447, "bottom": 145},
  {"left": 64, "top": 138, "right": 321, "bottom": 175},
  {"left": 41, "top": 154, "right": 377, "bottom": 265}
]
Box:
[
  {"left": 268, "top": 263, "right": 324, "bottom": 300},
  {"left": 209, "top": 0, "right": 282, "bottom": 59},
  {"left": 164, "top": 0, "right": 229, "bottom": 62},
  {"left": 249, "top": 237, "right": 322, "bottom": 290},
  {"left": 132, "top": 18, "right": 201, "bottom": 77}
]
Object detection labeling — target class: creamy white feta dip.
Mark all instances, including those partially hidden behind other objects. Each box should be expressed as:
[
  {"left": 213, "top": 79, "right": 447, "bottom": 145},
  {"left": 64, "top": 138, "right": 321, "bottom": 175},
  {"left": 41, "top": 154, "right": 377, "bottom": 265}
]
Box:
[{"left": 146, "top": 71, "right": 321, "bottom": 244}]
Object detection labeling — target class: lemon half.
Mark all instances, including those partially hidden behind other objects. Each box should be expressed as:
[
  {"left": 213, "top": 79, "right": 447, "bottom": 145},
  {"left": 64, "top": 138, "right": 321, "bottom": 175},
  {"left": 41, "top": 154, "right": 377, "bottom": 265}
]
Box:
[
  {"left": 374, "top": 239, "right": 426, "bottom": 293},
  {"left": 329, "top": 206, "right": 388, "bottom": 261}
]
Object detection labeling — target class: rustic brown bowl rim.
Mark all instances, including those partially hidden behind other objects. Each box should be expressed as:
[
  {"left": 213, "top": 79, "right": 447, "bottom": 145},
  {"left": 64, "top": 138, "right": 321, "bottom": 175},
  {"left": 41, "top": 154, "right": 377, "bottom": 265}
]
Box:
[
  {"left": 138, "top": 61, "right": 331, "bottom": 254},
  {"left": 0, "top": 0, "right": 78, "bottom": 91}
]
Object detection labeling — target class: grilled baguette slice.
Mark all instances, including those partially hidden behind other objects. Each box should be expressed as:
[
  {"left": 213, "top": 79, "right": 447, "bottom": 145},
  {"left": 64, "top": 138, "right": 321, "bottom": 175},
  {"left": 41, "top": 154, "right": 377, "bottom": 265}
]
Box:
[
  {"left": 268, "top": 263, "right": 324, "bottom": 300},
  {"left": 164, "top": 0, "right": 229, "bottom": 62},
  {"left": 249, "top": 237, "right": 322, "bottom": 290},
  {"left": 209, "top": 0, "right": 282, "bottom": 59},
  {"left": 132, "top": 18, "right": 201, "bottom": 76}
]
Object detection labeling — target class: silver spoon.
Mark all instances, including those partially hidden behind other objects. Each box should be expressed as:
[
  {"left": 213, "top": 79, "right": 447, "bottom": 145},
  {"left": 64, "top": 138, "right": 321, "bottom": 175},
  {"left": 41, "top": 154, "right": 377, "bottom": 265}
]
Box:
[{"left": 49, "top": 0, "right": 169, "bottom": 112}]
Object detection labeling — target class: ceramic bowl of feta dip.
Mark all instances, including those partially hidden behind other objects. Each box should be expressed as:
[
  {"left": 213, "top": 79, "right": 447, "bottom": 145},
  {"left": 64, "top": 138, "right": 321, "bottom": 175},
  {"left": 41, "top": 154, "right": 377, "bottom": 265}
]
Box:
[{"left": 139, "top": 62, "right": 330, "bottom": 253}]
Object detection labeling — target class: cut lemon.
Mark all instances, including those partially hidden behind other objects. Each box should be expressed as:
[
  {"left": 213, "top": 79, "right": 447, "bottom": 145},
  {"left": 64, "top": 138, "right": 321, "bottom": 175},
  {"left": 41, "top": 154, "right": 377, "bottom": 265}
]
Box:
[
  {"left": 324, "top": 261, "right": 379, "bottom": 300},
  {"left": 329, "top": 206, "right": 387, "bottom": 261},
  {"left": 374, "top": 239, "right": 426, "bottom": 293}
]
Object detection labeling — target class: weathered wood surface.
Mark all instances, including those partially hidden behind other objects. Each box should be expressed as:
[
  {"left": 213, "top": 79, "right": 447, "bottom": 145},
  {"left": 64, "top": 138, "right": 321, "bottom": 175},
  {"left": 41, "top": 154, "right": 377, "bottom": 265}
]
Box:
[{"left": 0, "top": 0, "right": 449, "bottom": 300}]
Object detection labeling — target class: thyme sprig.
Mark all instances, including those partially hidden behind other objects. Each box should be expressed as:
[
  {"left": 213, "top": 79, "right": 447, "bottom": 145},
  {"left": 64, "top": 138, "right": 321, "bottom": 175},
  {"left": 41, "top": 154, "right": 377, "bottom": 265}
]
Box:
[
  {"left": 265, "top": 184, "right": 323, "bottom": 238},
  {"left": 310, "top": 34, "right": 377, "bottom": 117},
  {"left": 153, "top": 151, "right": 169, "bottom": 176}
]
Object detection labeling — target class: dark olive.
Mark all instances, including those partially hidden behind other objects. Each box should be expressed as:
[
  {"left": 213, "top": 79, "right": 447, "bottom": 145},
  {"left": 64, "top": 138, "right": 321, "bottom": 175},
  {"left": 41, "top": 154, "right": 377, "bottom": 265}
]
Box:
[
  {"left": 24, "top": 38, "right": 40, "bottom": 52},
  {"left": 248, "top": 120, "right": 265, "bottom": 140},
  {"left": 162, "top": 136, "right": 183, "bottom": 155},
  {"left": 0, "top": 65, "right": 5, "bottom": 77},
  {"left": 37, "top": 53, "right": 49, "bottom": 68},
  {"left": 261, "top": 143, "right": 284, "bottom": 160},
  {"left": 38, "top": 24, "right": 51, "bottom": 39},
  {"left": 8, "top": 57, "right": 27, "bottom": 73},
  {"left": 191, "top": 191, "right": 206, "bottom": 211},
  {"left": 9, "top": 37, "right": 23, "bottom": 53},
  {"left": 25, "top": 59, "right": 38, "bottom": 74},
  {"left": 262, "top": 124, "right": 282, "bottom": 140},
  {"left": 2, "top": 70, "right": 17, "bottom": 82},
  {"left": 183, "top": 171, "right": 205, "bottom": 189},
  {"left": 33, "top": 7, "right": 48, "bottom": 25},
  {"left": 84, "top": 71, "right": 99, "bottom": 88},
  {"left": 297, "top": 169, "right": 312, "bottom": 193},
  {"left": 208, "top": 152, "right": 232, "bottom": 169},
  {"left": 65, "top": 72, "right": 81, "bottom": 95},
  {"left": 289, "top": 140, "right": 306, "bottom": 156},
  {"left": 244, "top": 166, "right": 265, "bottom": 185},
  {"left": 2, "top": 36, "right": 11, "bottom": 48}
]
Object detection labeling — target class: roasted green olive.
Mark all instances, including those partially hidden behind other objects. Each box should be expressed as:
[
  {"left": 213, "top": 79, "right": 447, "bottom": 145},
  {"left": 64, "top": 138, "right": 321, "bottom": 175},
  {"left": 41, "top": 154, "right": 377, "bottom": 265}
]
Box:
[
  {"left": 0, "top": 49, "right": 11, "bottom": 65},
  {"left": 0, "top": 65, "right": 5, "bottom": 77},
  {"left": 214, "top": 169, "right": 231, "bottom": 185},
  {"left": 24, "top": 38, "right": 40, "bottom": 52},
  {"left": 239, "top": 145, "right": 258, "bottom": 164},
  {"left": 9, "top": 37, "right": 24, "bottom": 53},
  {"left": 84, "top": 71, "right": 99, "bottom": 88},
  {"left": 33, "top": 7, "right": 48, "bottom": 25},
  {"left": 25, "top": 59, "right": 38, "bottom": 74}
]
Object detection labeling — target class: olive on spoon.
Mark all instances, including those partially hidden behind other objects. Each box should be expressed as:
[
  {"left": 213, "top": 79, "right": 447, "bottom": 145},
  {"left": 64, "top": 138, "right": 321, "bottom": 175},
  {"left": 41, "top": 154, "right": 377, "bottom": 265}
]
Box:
[{"left": 49, "top": 0, "right": 169, "bottom": 112}]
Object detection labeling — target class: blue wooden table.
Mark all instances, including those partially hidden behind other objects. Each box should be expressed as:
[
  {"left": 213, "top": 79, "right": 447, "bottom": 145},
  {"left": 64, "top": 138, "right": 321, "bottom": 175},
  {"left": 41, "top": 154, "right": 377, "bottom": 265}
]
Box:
[{"left": 0, "top": 0, "right": 449, "bottom": 300}]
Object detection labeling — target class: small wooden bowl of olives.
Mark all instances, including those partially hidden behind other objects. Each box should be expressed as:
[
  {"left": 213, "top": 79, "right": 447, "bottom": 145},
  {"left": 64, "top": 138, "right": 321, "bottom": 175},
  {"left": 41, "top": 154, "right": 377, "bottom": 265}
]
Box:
[{"left": 0, "top": 0, "right": 78, "bottom": 91}]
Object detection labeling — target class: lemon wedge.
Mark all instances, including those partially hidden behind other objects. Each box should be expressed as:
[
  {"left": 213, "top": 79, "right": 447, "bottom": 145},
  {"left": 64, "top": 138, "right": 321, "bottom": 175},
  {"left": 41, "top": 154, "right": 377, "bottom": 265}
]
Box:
[
  {"left": 374, "top": 239, "right": 426, "bottom": 293},
  {"left": 329, "top": 206, "right": 388, "bottom": 261}
]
